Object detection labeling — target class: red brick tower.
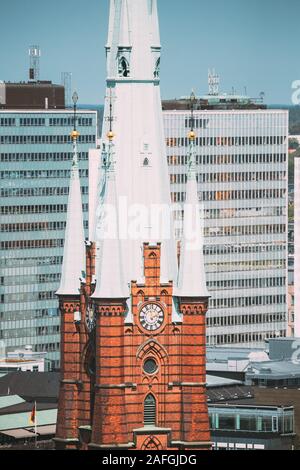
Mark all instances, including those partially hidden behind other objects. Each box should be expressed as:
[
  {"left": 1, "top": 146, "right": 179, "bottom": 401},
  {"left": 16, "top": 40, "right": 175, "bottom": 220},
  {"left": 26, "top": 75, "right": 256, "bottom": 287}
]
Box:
[{"left": 55, "top": 0, "right": 211, "bottom": 451}]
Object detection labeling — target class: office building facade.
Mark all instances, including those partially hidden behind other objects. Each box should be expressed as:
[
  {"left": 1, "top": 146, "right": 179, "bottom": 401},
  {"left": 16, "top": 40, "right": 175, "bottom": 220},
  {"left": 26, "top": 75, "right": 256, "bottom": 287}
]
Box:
[
  {"left": 163, "top": 107, "right": 289, "bottom": 347},
  {"left": 0, "top": 109, "right": 97, "bottom": 368}
]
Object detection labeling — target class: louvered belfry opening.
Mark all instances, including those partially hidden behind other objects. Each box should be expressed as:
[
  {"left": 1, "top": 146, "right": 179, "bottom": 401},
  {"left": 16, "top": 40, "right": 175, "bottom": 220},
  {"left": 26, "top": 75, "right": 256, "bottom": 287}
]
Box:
[{"left": 144, "top": 394, "right": 156, "bottom": 426}]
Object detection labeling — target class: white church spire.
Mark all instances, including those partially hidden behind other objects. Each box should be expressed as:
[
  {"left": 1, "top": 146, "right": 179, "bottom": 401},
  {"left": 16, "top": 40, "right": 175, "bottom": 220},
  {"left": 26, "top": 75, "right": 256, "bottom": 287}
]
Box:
[
  {"left": 91, "top": 0, "right": 178, "bottom": 290},
  {"left": 92, "top": 93, "right": 129, "bottom": 300},
  {"left": 150, "top": 0, "right": 161, "bottom": 48},
  {"left": 56, "top": 92, "right": 85, "bottom": 296},
  {"left": 119, "top": 0, "right": 131, "bottom": 48},
  {"left": 175, "top": 92, "right": 209, "bottom": 298}
]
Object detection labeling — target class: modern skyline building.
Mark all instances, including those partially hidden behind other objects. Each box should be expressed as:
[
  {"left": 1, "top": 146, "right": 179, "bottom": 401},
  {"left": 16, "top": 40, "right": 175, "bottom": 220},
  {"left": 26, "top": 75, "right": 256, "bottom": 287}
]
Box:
[
  {"left": 0, "top": 107, "right": 97, "bottom": 368},
  {"left": 293, "top": 155, "right": 300, "bottom": 337},
  {"left": 163, "top": 102, "right": 289, "bottom": 347}
]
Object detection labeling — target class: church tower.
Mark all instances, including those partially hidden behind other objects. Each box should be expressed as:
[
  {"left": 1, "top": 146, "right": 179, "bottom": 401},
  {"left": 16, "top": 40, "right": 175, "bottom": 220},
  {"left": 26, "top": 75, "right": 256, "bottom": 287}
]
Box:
[{"left": 55, "top": 0, "right": 211, "bottom": 450}]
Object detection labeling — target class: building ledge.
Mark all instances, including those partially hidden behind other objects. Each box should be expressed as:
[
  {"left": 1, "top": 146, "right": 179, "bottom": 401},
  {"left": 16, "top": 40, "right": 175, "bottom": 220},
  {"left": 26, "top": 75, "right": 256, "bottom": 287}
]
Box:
[
  {"left": 52, "top": 437, "right": 79, "bottom": 444},
  {"left": 133, "top": 426, "right": 171, "bottom": 435},
  {"left": 88, "top": 442, "right": 135, "bottom": 449},
  {"left": 171, "top": 440, "right": 213, "bottom": 448}
]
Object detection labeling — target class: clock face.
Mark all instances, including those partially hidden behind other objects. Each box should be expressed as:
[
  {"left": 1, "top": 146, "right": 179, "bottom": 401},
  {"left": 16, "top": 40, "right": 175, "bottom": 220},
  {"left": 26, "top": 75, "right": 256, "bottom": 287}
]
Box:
[{"left": 139, "top": 304, "right": 164, "bottom": 332}]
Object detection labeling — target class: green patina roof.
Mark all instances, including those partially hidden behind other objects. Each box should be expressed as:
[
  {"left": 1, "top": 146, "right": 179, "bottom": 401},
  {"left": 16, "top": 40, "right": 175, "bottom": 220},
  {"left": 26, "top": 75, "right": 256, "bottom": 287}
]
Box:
[
  {"left": 0, "top": 408, "right": 57, "bottom": 431},
  {"left": 0, "top": 395, "right": 25, "bottom": 409}
]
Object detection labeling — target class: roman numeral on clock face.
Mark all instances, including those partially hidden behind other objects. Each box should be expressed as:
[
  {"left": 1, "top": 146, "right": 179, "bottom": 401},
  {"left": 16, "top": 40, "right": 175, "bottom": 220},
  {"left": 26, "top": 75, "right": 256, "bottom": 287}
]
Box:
[{"left": 139, "top": 303, "right": 164, "bottom": 331}]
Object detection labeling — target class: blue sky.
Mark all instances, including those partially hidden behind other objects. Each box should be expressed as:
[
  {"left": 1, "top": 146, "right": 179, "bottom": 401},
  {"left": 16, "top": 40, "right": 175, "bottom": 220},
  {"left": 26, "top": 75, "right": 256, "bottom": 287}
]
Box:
[{"left": 0, "top": 0, "right": 298, "bottom": 104}]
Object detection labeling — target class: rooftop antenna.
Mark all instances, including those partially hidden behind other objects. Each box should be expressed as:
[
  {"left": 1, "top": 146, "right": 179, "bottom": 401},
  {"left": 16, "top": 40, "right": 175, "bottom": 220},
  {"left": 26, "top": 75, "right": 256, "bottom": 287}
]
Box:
[
  {"left": 208, "top": 69, "right": 220, "bottom": 96},
  {"left": 70, "top": 91, "right": 80, "bottom": 169},
  {"left": 29, "top": 45, "right": 41, "bottom": 82},
  {"left": 189, "top": 89, "right": 196, "bottom": 133},
  {"left": 188, "top": 90, "right": 197, "bottom": 174},
  {"left": 106, "top": 87, "right": 116, "bottom": 170},
  {"left": 61, "top": 72, "right": 72, "bottom": 108}
]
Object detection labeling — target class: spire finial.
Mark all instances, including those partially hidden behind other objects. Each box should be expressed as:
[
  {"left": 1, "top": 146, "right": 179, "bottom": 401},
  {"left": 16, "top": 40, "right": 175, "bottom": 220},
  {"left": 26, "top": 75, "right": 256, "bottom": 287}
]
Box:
[
  {"left": 107, "top": 87, "right": 115, "bottom": 142},
  {"left": 105, "top": 87, "right": 117, "bottom": 173},
  {"left": 71, "top": 91, "right": 80, "bottom": 141},
  {"left": 56, "top": 91, "right": 85, "bottom": 297},
  {"left": 187, "top": 90, "right": 197, "bottom": 178},
  {"left": 188, "top": 89, "right": 196, "bottom": 137}
]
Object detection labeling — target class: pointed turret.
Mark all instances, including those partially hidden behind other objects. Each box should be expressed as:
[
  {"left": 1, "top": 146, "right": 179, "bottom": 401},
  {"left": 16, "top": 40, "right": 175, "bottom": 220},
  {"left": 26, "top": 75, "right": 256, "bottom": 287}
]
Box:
[
  {"left": 56, "top": 92, "right": 85, "bottom": 296},
  {"left": 119, "top": 0, "right": 131, "bottom": 47},
  {"left": 175, "top": 92, "right": 209, "bottom": 298},
  {"left": 91, "top": 0, "right": 177, "bottom": 291},
  {"left": 91, "top": 122, "right": 129, "bottom": 300},
  {"left": 150, "top": 0, "right": 161, "bottom": 48}
]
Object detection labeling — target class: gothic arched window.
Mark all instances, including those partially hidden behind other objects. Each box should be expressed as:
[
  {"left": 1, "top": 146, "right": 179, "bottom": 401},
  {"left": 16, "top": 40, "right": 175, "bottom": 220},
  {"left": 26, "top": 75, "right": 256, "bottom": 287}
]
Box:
[
  {"left": 119, "top": 57, "right": 130, "bottom": 77},
  {"left": 154, "top": 58, "right": 160, "bottom": 78},
  {"left": 144, "top": 394, "right": 156, "bottom": 426}
]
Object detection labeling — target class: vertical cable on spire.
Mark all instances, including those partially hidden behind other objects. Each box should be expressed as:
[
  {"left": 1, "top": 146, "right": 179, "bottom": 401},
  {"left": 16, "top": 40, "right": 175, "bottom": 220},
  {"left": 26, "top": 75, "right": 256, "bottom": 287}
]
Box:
[
  {"left": 71, "top": 92, "right": 80, "bottom": 171},
  {"left": 188, "top": 90, "right": 197, "bottom": 179}
]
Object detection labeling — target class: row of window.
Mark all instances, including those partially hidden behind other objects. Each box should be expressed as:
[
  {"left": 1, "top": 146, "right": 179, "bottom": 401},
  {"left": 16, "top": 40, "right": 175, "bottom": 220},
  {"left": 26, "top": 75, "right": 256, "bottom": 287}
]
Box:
[
  {"left": 171, "top": 188, "right": 286, "bottom": 202},
  {"left": 209, "top": 294, "right": 286, "bottom": 310},
  {"left": 0, "top": 327, "right": 59, "bottom": 341},
  {"left": 184, "top": 118, "right": 209, "bottom": 129},
  {"left": 208, "top": 331, "right": 286, "bottom": 345},
  {"left": 0, "top": 117, "right": 93, "bottom": 127},
  {"left": 167, "top": 153, "right": 286, "bottom": 166},
  {"left": 0, "top": 255, "right": 63, "bottom": 268},
  {"left": 36, "top": 325, "right": 60, "bottom": 335},
  {"left": 0, "top": 186, "right": 88, "bottom": 198},
  {"left": 166, "top": 135, "right": 286, "bottom": 148},
  {"left": 206, "top": 259, "right": 286, "bottom": 273},
  {"left": 204, "top": 243, "right": 285, "bottom": 256},
  {"left": 0, "top": 151, "right": 88, "bottom": 162},
  {"left": 19, "top": 118, "right": 45, "bottom": 126},
  {"left": 209, "top": 412, "right": 293, "bottom": 434},
  {"left": 0, "top": 308, "right": 59, "bottom": 322},
  {"left": 0, "top": 118, "right": 16, "bottom": 126},
  {"left": 207, "top": 312, "right": 286, "bottom": 327},
  {"left": 204, "top": 224, "right": 286, "bottom": 238},
  {"left": 0, "top": 221, "right": 66, "bottom": 233},
  {"left": 35, "top": 343, "right": 59, "bottom": 353},
  {"left": 203, "top": 207, "right": 285, "bottom": 220},
  {"left": 170, "top": 171, "right": 286, "bottom": 185},
  {"left": 49, "top": 117, "right": 93, "bottom": 127},
  {"left": 206, "top": 276, "right": 286, "bottom": 291},
  {"left": 1, "top": 239, "right": 64, "bottom": 250},
  {"left": 0, "top": 134, "right": 95, "bottom": 144},
  {"left": 0, "top": 273, "right": 61, "bottom": 286},
  {"left": 1, "top": 169, "right": 89, "bottom": 179},
  {"left": 1, "top": 204, "right": 88, "bottom": 215},
  {"left": 1, "top": 290, "right": 58, "bottom": 303},
  {"left": 0, "top": 325, "right": 60, "bottom": 339}
]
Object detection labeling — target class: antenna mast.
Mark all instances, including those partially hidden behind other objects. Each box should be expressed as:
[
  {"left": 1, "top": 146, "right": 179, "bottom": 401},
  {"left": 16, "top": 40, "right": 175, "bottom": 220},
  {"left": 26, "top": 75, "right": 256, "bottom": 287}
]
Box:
[
  {"left": 29, "top": 45, "right": 41, "bottom": 82},
  {"left": 61, "top": 72, "right": 72, "bottom": 108},
  {"left": 208, "top": 68, "right": 220, "bottom": 96}
]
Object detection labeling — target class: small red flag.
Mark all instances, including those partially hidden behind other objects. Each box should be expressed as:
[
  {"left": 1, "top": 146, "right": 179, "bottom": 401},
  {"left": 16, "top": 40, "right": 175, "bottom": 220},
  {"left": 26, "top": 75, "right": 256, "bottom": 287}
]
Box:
[{"left": 29, "top": 403, "right": 36, "bottom": 424}]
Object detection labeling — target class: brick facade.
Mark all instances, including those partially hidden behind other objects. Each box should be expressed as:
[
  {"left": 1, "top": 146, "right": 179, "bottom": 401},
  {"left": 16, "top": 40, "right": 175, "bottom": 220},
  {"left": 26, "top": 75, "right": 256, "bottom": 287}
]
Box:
[{"left": 55, "top": 243, "right": 211, "bottom": 450}]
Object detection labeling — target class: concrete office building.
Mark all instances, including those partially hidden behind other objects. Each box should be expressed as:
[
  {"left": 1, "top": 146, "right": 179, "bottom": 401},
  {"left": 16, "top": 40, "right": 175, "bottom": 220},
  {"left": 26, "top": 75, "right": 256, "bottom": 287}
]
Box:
[
  {"left": 293, "top": 155, "right": 300, "bottom": 337},
  {"left": 0, "top": 92, "right": 97, "bottom": 368},
  {"left": 163, "top": 97, "right": 288, "bottom": 347}
]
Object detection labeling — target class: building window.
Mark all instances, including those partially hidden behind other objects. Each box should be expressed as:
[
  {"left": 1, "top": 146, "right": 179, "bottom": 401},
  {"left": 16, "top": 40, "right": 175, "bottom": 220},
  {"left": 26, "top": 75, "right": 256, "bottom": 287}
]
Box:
[
  {"left": 119, "top": 57, "right": 130, "bottom": 77},
  {"left": 143, "top": 359, "right": 158, "bottom": 375},
  {"left": 144, "top": 394, "right": 156, "bottom": 426}
]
